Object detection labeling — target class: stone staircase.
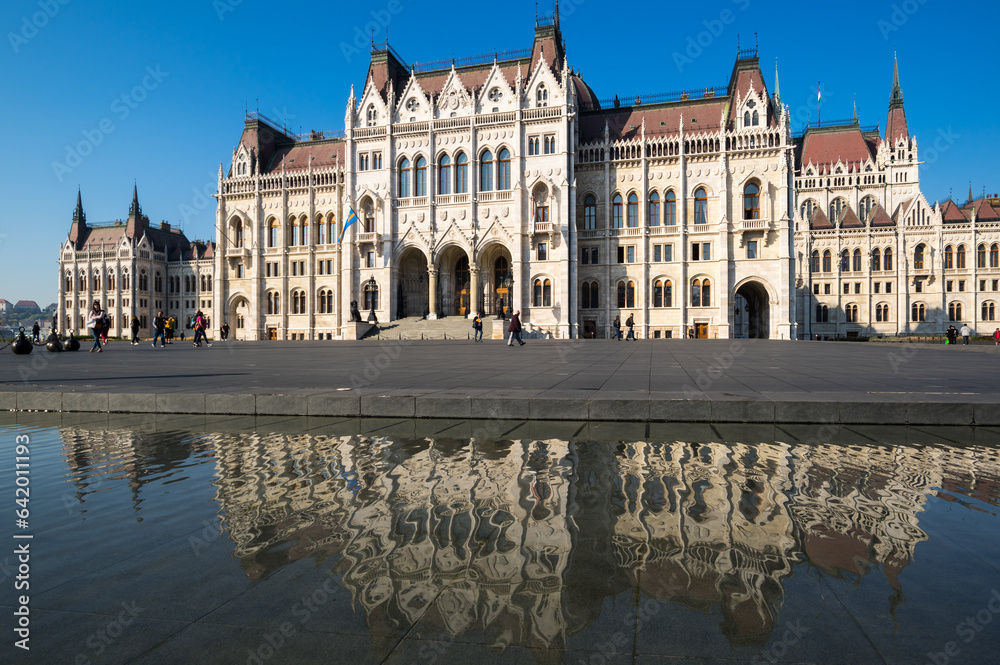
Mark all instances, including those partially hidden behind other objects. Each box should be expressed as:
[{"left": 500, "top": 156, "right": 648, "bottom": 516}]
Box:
[{"left": 364, "top": 316, "right": 494, "bottom": 340}]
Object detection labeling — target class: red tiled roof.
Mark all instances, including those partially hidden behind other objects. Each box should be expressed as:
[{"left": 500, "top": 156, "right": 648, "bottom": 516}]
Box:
[
  {"left": 266, "top": 141, "right": 347, "bottom": 174},
  {"left": 941, "top": 200, "right": 970, "bottom": 223},
  {"left": 810, "top": 208, "right": 833, "bottom": 230},
  {"left": 729, "top": 65, "right": 777, "bottom": 129},
  {"left": 839, "top": 207, "right": 863, "bottom": 228},
  {"left": 77, "top": 225, "right": 128, "bottom": 251},
  {"left": 870, "top": 204, "right": 894, "bottom": 227},
  {"left": 885, "top": 106, "right": 908, "bottom": 145},
  {"left": 971, "top": 199, "right": 1000, "bottom": 221},
  {"left": 799, "top": 126, "right": 875, "bottom": 170},
  {"left": 579, "top": 99, "right": 726, "bottom": 143},
  {"left": 14, "top": 300, "right": 39, "bottom": 308}
]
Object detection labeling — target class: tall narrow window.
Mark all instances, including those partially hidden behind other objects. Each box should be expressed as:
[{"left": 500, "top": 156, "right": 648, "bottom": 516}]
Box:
[
  {"left": 944, "top": 245, "right": 954, "bottom": 269},
  {"left": 665, "top": 191, "right": 676, "bottom": 225},
  {"left": 841, "top": 249, "right": 849, "bottom": 272},
  {"left": 663, "top": 280, "right": 673, "bottom": 307},
  {"left": 872, "top": 248, "right": 881, "bottom": 271},
  {"left": 536, "top": 83, "right": 548, "bottom": 107},
  {"left": 612, "top": 194, "right": 623, "bottom": 228},
  {"left": 694, "top": 188, "right": 707, "bottom": 224},
  {"left": 318, "top": 216, "right": 326, "bottom": 245},
  {"left": 455, "top": 152, "right": 468, "bottom": 194},
  {"left": 992, "top": 244, "right": 1000, "bottom": 268},
  {"left": 653, "top": 280, "right": 663, "bottom": 307},
  {"left": 853, "top": 248, "right": 862, "bottom": 272},
  {"left": 627, "top": 193, "right": 639, "bottom": 227},
  {"left": 884, "top": 247, "right": 894, "bottom": 271},
  {"left": 691, "top": 279, "right": 702, "bottom": 307},
  {"left": 811, "top": 250, "right": 820, "bottom": 273},
  {"left": 584, "top": 195, "right": 596, "bottom": 230},
  {"left": 912, "top": 302, "right": 926, "bottom": 321},
  {"left": 300, "top": 216, "right": 309, "bottom": 246},
  {"left": 398, "top": 158, "right": 411, "bottom": 198},
  {"left": 743, "top": 183, "right": 760, "bottom": 220},
  {"left": 957, "top": 244, "right": 967, "bottom": 269},
  {"left": 979, "top": 244, "right": 987, "bottom": 269},
  {"left": 914, "top": 244, "right": 925, "bottom": 270},
  {"left": 414, "top": 156, "right": 427, "bottom": 197},
  {"left": 438, "top": 155, "right": 451, "bottom": 195},
  {"left": 480, "top": 150, "right": 494, "bottom": 192},
  {"left": 701, "top": 279, "right": 711, "bottom": 307},
  {"left": 497, "top": 148, "right": 511, "bottom": 190},
  {"left": 648, "top": 192, "right": 660, "bottom": 226}
]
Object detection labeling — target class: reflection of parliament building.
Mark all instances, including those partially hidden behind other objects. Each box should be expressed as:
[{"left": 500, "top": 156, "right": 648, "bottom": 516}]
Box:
[{"left": 58, "top": 8, "right": 998, "bottom": 339}]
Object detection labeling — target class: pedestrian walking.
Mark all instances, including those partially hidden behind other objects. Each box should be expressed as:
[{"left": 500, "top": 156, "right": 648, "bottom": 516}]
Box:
[
  {"left": 86, "top": 302, "right": 104, "bottom": 353},
  {"left": 960, "top": 323, "right": 972, "bottom": 346},
  {"left": 31, "top": 322, "right": 40, "bottom": 344},
  {"left": 220, "top": 322, "right": 230, "bottom": 341},
  {"left": 507, "top": 310, "right": 525, "bottom": 346},
  {"left": 946, "top": 325, "right": 957, "bottom": 345},
  {"left": 473, "top": 312, "right": 483, "bottom": 342},
  {"left": 165, "top": 316, "right": 175, "bottom": 344},
  {"left": 151, "top": 311, "right": 167, "bottom": 347},
  {"left": 130, "top": 316, "right": 140, "bottom": 345},
  {"left": 192, "top": 311, "right": 211, "bottom": 347},
  {"left": 625, "top": 313, "right": 635, "bottom": 340},
  {"left": 994, "top": 328, "right": 999, "bottom": 346},
  {"left": 99, "top": 316, "right": 110, "bottom": 345},
  {"left": 611, "top": 315, "right": 622, "bottom": 340}
]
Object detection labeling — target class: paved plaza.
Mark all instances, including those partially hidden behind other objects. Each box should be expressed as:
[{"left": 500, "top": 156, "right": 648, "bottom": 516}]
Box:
[{"left": 3, "top": 338, "right": 1000, "bottom": 424}]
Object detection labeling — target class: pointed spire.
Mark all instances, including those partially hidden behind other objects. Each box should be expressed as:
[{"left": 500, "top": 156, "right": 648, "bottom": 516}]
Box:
[
  {"left": 73, "top": 187, "right": 85, "bottom": 224},
  {"left": 969, "top": 182, "right": 974, "bottom": 205},
  {"left": 773, "top": 58, "right": 781, "bottom": 106},
  {"left": 889, "top": 50, "right": 904, "bottom": 108},
  {"left": 129, "top": 183, "right": 141, "bottom": 219},
  {"left": 554, "top": 0, "right": 560, "bottom": 30},
  {"left": 852, "top": 95, "right": 858, "bottom": 123}
]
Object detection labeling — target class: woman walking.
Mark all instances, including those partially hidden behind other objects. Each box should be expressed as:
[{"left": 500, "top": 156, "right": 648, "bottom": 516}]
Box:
[
  {"left": 130, "top": 316, "right": 140, "bottom": 345},
  {"left": 86, "top": 301, "right": 105, "bottom": 353},
  {"left": 192, "top": 311, "right": 211, "bottom": 347}
]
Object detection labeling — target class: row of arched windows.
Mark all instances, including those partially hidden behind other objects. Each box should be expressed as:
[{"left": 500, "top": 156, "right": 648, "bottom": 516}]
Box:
[
  {"left": 817, "top": 302, "right": 1000, "bottom": 324},
  {"left": 272, "top": 214, "right": 339, "bottom": 248},
  {"left": 579, "top": 279, "right": 710, "bottom": 308},
  {"left": 398, "top": 149, "right": 508, "bottom": 197},
  {"left": 66, "top": 268, "right": 210, "bottom": 294},
  {"left": 584, "top": 187, "right": 709, "bottom": 229},
  {"left": 800, "top": 196, "right": 881, "bottom": 224},
  {"left": 811, "top": 248, "right": 896, "bottom": 273}
]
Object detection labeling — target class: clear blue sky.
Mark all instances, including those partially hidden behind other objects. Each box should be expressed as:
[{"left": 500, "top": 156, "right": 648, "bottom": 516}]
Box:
[{"left": 1, "top": 0, "right": 997, "bottom": 306}]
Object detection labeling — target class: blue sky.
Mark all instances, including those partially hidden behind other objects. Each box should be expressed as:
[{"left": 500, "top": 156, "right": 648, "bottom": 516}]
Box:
[{"left": 1, "top": 0, "right": 997, "bottom": 306}]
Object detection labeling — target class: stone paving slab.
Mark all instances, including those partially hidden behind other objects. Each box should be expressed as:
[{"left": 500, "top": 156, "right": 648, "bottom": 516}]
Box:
[{"left": 3, "top": 339, "right": 1000, "bottom": 424}]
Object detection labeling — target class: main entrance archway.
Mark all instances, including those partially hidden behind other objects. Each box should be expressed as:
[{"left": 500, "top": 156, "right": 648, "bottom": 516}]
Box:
[
  {"left": 397, "top": 248, "right": 429, "bottom": 318},
  {"left": 478, "top": 244, "right": 513, "bottom": 317},
  {"left": 734, "top": 281, "right": 770, "bottom": 339},
  {"left": 228, "top": 295, "right": 251, "bottom": 340}
]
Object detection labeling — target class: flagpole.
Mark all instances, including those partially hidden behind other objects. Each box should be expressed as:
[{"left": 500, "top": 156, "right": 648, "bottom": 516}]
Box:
[{"left": 818, "top": 81, "right": 821, "bottom": 127}]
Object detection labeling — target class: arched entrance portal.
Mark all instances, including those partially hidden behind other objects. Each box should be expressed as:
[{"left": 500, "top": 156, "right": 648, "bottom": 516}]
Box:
[
  {"left": 454, "top": 256, "right": 470, "bottom": 317},
  {"left": 397, "top": 248, "right": 429, "bottom": 318},
  {"left": 734, "top": 281, "right": 770, "bottom": 339},
  {"left": 228, "top": 296, "right": 251, "bottom": 340},
  {"left": 478, "top": 244, "right": 513, "bottom": 317}
]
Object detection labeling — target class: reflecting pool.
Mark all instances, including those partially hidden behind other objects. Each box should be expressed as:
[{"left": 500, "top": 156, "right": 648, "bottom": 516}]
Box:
[{"left": 2, "top": 414, "right": 1000, "bottom": 664}]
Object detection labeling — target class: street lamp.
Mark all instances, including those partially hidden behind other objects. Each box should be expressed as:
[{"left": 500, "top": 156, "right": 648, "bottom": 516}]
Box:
[
  {"left": 366, "top": 275, "right": 379, "bottom": 324},
  {"left": 502, "top": 270, "right": 514, "bottom": 320}
]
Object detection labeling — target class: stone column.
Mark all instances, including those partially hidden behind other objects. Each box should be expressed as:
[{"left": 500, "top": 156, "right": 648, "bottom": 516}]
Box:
[
  {"left": 469, "top": 267, "right": 480, "bottom": 317},
  {"left": 428, "top": 267, "right": 438, "bottom": 319}
]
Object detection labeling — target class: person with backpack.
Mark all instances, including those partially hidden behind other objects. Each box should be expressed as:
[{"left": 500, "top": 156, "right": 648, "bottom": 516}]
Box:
[
  {"left": 31, "top": 321, "right": 40, "bottom": 344},
  {"left": 472, "top": 312, "right": 483, "bottom": 342},
  {"left": 192, "top": 310, "right": 211, "bottom": 347},
  {"left": 86, "top": 302, "right": 105, "bottom": 353},
  {"left": 625, "top": 313, "right": 636, "bottom": 340},
  {"left": 130, "top": 316, "right": 140, "bottom": 345},
  {"left": 611, "top": 315, "right": 622, "bottom": 340},
  {"left": 151, "top": 311, "right": 167, "bottom": 348}
]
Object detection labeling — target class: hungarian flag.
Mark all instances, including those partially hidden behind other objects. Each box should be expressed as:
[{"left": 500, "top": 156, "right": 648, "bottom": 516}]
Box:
[
  {"left": 817, "top": 82, "right": 821, "bottom": 104},
  {"left": 530, "top": 197, "right": 537, "bottom": 233}
]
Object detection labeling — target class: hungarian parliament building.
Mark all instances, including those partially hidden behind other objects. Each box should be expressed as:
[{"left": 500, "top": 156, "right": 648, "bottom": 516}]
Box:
[{"left": 58, "top": 12, "right": 999, "bottom": 340}]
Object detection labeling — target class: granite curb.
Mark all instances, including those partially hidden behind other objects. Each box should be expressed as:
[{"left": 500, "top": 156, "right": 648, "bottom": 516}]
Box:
[{"left": 4, "top": 390, "right": 999, "bottom": 425}]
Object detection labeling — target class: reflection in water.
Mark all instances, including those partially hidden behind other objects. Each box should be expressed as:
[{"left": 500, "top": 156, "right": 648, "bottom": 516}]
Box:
[{"left": 57, "top": 426, "right": 1000, "bottom": 651}]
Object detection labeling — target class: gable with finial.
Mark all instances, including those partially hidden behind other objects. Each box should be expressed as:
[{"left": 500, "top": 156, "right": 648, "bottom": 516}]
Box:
[
  {"left": 356, "top": 73, "right": 388, "bottom": 127},
  {"left": 524, "top": 50, "right": 562, "bottom": 109},
  {"left": 478, "top": 62, "right": 516, "bottom": 113},
  {"left": 476, "top": 217, "right": 514, "bottom": 252},
  {"left": 396, "top": 72, "right": 432, "bottom": 123},
  {"left": 434, "top": 219, "right": 473, "bottom": 254},
  {"left": 232, "top": 143, "right": 253, "bottom": 177},
  {"left": 394, "top": 221, "right": 431, "bottom": 259},
  {"left": 736, "top": 80, "right": 764, "bottom": 131},
  {"left": 435, "top": 66, "right": 474, "bottom": 118}
]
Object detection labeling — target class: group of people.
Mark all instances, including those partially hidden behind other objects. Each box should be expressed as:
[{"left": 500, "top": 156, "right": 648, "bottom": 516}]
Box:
[
  {"left": 83, "top": 301, "right": 225, "bottom": 352},
  {"left": 611, "top": 314, "right": 637, "bottom": 340},
  {"left": 945, "top": 324, "right": 975, "bottom": 346}
]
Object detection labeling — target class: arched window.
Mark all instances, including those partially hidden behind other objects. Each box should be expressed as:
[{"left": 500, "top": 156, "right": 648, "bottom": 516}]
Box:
[
  {"left": 93, "top": 273, "right": 101, "bottom": 291},
  {"left": 840, "top": 249, "right": 850, "bottom": 272},
  {"left": 852, "top": 248, "right": 862, "bottom": 272},
  {"left": 626, "top": 193, "right": 639, "bottom": 227},
  {"left": 612, "top": 194, "right": 623, "bottom": 228},
  {"left": 992, "top": 244, "right": 999, "bottom": 268},
  {"left": 983, "top": 301, "right": 996, "bottom": 321},
  {"left": 327, "top": 213, "right": 336, "bottom": 244},
  {"left": 751, "top": 110, "right": 759, "bottom": 126},
  {"left": 665, "top": 191, "right": 676, "bottom": 225},
  {"left": 648, "top": 192, "right": 660, "bottom": 226},
  {"left": 829, "top": 198, "right": 845, "bottom": 221},
  {"left": 438, "top": 154, "right": 451, "bottom": 195},
  {"left": 914, "top": 244, "right": 925, "bottom": 270},
  {"left": 139, "top": 270, "right": 148, "bottom": 291},
  {"left": 694, "top": 188, "right": 708, "bottom": 224},
  {"left": 582, "top": 281, "right": 597, "bottom": 309},
  {"left": 292, "top": 290, "right": 306, "bottom": 314},
  {"left": 949, "top": 301, "right": 963, "bottom": 322},
  {"left": 455, "top": 152, "right": 468, "bottom": 194},
  {"left": 317, "top": 215, "right": 327, "bottom": 245},
  {"left": 363, "top": 281, "right": 379, "bottom": 311},
  {"left": 944, "top": 245, "right": 954, "bottom": 269},
  {"left": 692, "top": 278, "right": 710, "bottom": 307},
  {"left": 875, "top": 303, "right": 890, "bottom": 322},
  {"left": 300, "top": 216, "right": 309, "bottom": 246},
  {"left": 744, "top": 111, "right": 751, "bottom": 127},
  {"left": 479, "top": 150, "right": 494, "bottom": 192},
  {"left": 318, "top": 289, "right": 334, "bottom": 314},
  {"left": 872, "top": 248, "right": 882, "bottom": 271},
  {"left": 810, "top": 250, "right": 820, "bottom": 273},
  {"left": 65, "top": 272, "right": 73, "bottom": 292},
  {"left": 957, "top": 244, "right": 966, "bottom": 269},
  {"left": 267, "top": 292, "right": 280, "bottom": 315},
  {"left": 800, "top": 199, "right": 816, "bottom": 221},
  {"left": 845, "top": 304, "right": 858, "bottom": 323},
  {"left": 121, "top": 271, "right": 129, "bottom": 291},
  {"left": 912, "top": 302, "right": 926, "bottom": 322},
  {"left": 234, "top": 223, "right": 243, "bottom": 248},
  {"left": 79, "top": 272, "right": 86, "bottom": 291},
  {"left": 366, "top": 105, "right": 377, "bottom": 126},
  {"left": 584, "top": 195, "right": 596, "bottom": 230},
  {"left": 743, "top": 182, "right": 760, "bottom": 220},
  {"left": 414, "top": 156, "right": 427, "bottom": 197},
  {"left": 362, "top": 200, "right": 374, "bottom": 233},
  {"left": 816, "top": 304, "right": 829, "bottom": 322},
  {"left": 155, "top": 272, "right": 162, "bottom": 292},
  {"left": 536, "top": 83, "right": 548, "bottom": 107},
  {"left": 398, "top": 158, "right": 411, "bottom": 198},
  {"left": 533, "top": 278, "right": 553, "bottom": 307},
  {"left": 979, "top": 244, "right": 987, "bottom": 269},
  {"left": 884, "top": 247, "right": 894, "bottom": 271},
  {"left": 289, "top": 217, "right": 299, "bottom": 246},
  {"left": 822, "top": 250, "right": 832, "bottom": 273},
  {"left": 653, "top": 279, "right": 672, "bottom": 308},
  {"left": 616, "top": 280, "right": 635, "bottom": 308},
  {"left": 268, "top": 218, "right": 279, "bottom": 247},
  {"left": 497, "top": 148, "right": 511, "bottom": 190}
]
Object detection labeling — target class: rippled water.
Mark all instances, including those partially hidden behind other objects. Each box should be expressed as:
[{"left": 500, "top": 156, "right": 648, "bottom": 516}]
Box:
[{"left": 2, "top": 416, "right": 1000, "bottom": 664}]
